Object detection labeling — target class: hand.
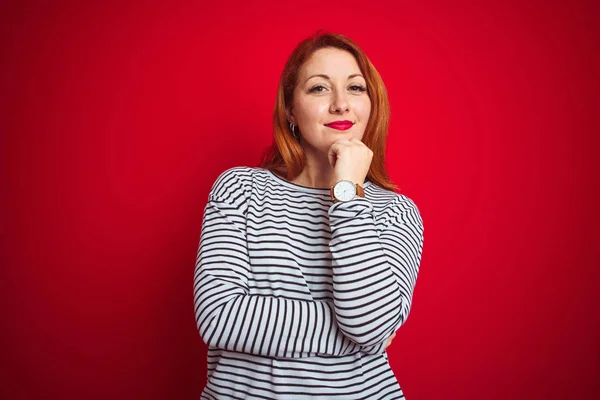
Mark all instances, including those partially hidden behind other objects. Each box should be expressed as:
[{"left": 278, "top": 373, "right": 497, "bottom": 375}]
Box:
[
  {"left": 327, "top": 138, "right": 373, "bottom": 187},
  {"left": 385, "top": 332, "right": 396, "bottom": 350}
]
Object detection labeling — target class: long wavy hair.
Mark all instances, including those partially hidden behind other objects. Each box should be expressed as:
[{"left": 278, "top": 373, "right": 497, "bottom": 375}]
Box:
[{"left": 259, "top": 31, "right": 398, "bottom": 192}]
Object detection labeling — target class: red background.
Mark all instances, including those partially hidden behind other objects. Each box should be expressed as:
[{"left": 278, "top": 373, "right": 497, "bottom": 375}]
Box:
[{"left": 2, "top": 1, "right": 599, "bottom": 399}]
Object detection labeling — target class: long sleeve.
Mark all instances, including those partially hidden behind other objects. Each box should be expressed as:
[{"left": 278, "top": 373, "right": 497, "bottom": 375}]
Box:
[
  {"left": 328, "top": 195, "right": 424, "bottom": 347},
  {"left": 193, "top": 170, "right": 377, "bottom": 358}
]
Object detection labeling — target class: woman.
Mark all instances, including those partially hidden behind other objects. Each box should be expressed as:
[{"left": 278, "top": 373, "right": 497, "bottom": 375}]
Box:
[{"left": 194, "top": 31, "right": 425, "bottom": 399}]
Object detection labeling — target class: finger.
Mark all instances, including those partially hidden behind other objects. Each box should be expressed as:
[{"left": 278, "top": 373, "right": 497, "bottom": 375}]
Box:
[
  {"left": 328, "top": 142, "right": 346, "bottom": 167},
  {"left": 329, "top": 140, "right": 352, "bottom": 154},
  {"left": 351, "top": 139, "right": 370, "bottom": 151},
  {"left": 327, "top": 141, "right": 345, "bottom": 160},
  {"left": 328, "top": 138, "right": 354, "bottom": 167},
  {"left": 328, "top": 149, "right": 336, "bottom": 168},
  {"left": 333, "top": 139, "right": 351, "bottom": 147},
  {"left": 386, "top": 333, "right": 396, "bottom": 346}
]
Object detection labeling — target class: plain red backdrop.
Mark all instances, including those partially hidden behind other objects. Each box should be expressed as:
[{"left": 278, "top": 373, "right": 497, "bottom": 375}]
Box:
[{"left": 1, "top": 0, "right": 599, "bottom": 399}]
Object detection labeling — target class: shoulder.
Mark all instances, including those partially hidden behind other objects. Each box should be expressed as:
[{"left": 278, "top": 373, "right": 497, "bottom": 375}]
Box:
[
  {"left": 368, "top": 184, "right": 424, "bottom": 229},
  {"left": 209, "top": 166, "right": 262, "bottom": 203},
  {"left": 210, "top": 166, "right": 252, "bottom": 192},
  {"left": 391, "top": 193, "right": 424, "bottom": 228}
]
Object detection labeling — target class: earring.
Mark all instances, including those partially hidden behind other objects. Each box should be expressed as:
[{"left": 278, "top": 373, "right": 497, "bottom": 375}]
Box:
[{"left": 289, "top": 121, "right": 298, "bottom": 139}]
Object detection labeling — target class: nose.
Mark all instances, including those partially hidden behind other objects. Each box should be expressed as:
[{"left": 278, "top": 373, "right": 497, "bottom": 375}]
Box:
[{"left": 331, "top": 90, "right": 349, "bottom": 113}]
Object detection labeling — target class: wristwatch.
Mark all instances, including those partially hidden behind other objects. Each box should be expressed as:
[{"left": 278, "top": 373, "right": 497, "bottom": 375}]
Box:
[{"left": 330, "top": 180, "right": 365, "bottom": 203}]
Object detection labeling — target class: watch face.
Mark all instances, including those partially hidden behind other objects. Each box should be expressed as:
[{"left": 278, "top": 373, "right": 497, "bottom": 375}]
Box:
[{"left": 334, "top": 180, "right": 356, "bottom": 202}]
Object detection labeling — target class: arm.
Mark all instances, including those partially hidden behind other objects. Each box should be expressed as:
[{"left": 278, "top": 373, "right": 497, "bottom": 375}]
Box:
[
  {"left": 194, "top": 191, "right": 365, "bottom": 358},
  {"left": 328, "top": 195, "right": 425, "bottom": 347}
]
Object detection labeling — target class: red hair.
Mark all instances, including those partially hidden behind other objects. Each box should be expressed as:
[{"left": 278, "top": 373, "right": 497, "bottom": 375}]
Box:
[{"left": 259, "top": 30, "right": 398, "bottom": 192}]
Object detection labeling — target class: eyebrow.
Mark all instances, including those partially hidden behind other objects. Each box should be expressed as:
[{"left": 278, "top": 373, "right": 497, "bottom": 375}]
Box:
[{"left": 305, "top": 73, "right": 365, "bottom": 83}]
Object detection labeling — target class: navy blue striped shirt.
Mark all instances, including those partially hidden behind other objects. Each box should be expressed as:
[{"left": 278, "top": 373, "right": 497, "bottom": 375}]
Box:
[{"left": 194, "top": 166, "right": 424, "bottom": 399}]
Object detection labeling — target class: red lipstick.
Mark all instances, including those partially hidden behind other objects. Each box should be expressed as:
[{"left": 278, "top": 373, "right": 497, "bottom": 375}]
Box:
[{"left": 325, "top": 120, "right": 354, "bottom": 131}]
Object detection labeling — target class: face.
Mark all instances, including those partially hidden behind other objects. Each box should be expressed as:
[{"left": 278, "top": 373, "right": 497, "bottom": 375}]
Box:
[{"left": 288, "top": 47, "right": 371, "bottom": 154}]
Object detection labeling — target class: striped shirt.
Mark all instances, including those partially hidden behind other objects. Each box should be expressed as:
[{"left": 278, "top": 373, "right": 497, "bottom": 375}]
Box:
[{"left": 194, "top": 166, "right": 424, "bottom": 399}]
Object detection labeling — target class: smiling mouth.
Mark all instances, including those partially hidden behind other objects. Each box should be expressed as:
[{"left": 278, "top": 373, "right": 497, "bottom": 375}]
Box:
[{"left": 325, "top": 122, "right": 354, "bottom": 131}]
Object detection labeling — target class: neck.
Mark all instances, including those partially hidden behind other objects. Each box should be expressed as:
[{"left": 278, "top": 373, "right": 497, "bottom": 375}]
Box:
[{"left": 292, "top": 146, "right": 335, "bottom": 188}]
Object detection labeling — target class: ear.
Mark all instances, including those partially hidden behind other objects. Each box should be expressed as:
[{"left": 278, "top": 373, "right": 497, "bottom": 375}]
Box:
[{"left": 285, "top": 108, "right": 296, "bottom": 125}]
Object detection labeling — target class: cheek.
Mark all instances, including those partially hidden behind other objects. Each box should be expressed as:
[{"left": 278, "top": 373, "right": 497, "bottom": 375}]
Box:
[
  {"left": 357, "top": 99, "right": 372, "bottom": 122},
  {"left": 299, "top": 101, "right": 329, "bottom": 124},
  {"left": 305, "top": 99, "right": 329, "bottom": 116}
]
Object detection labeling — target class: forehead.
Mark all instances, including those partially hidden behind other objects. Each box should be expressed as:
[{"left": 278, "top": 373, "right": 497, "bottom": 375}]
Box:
[{"left": 299, "top": 48, "right": 362, "bottom": 77}]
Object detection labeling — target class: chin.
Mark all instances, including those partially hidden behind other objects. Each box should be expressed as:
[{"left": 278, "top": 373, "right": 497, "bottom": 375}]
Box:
[{"left": 330, "top": 131, "right": 355, "bottom": 139}]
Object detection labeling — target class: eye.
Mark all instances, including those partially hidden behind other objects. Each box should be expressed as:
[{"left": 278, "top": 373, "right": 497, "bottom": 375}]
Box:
[
  {"left": 309, "top": 85, "right": 327, "bottom": 93},
  {"left": 309, "top": 84, "right": 367, "bottom": 93},
  {"left": 349, "top": 85, "right": 367, "bottom": 93}
]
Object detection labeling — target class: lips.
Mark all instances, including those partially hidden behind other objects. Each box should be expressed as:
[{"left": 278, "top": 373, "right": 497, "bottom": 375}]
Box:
[{"left": 325, "top": 121, "right": 354, "bottom": 131}]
